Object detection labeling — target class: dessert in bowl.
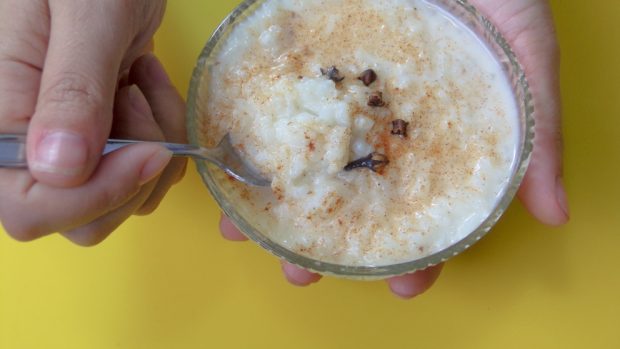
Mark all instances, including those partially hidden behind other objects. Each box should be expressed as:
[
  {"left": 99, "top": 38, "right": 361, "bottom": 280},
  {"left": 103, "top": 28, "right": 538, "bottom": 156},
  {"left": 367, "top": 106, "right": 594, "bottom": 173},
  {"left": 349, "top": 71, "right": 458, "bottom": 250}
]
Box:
[{"left": 187, "top": 0, "right": 534, "bottom": 278}]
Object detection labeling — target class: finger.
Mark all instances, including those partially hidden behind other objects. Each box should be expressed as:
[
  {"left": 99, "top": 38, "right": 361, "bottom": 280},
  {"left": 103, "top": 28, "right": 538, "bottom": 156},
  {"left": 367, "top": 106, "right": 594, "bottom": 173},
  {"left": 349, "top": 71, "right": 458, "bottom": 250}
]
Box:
[
  {"left": 111, "top": 85, "right": 163, "bottom": 140},
  {"left": 26, "top": 1, "right": 138, "bottom": 187},
  {"left": 514, "top": 33, "right": 569, "bottom": 226},
  {"left": 281, "top": 261, "right": 322, "bottom": 286},
  {"left": 129, "top": 53, "right": 187, "bottom": 143},
  {"left": 129, "top": 53, "right": 188, "bottom": 214},
  {"left": 0, "top": 0, "right": 48, "bottom": 132},
  {"left": 135, "top": 158, "right": 185, "bottom": 215},
  {"left": 60, "top": 180, "right": 158, "bottom": 246},
  {"left": 386, "top": 264, "right": 444, "bottom": 299},
  {"left": 117, "top": 39, "right": 156, "bottom": 90},
  {"left": 61, "top": 85, "right": 166, "bottom": 245},
  {"left": 219, "top": 215, "right": 249, "bottom": 241},
  {"left": 1, "top": 143, "right": 171, "bottom": 242}
]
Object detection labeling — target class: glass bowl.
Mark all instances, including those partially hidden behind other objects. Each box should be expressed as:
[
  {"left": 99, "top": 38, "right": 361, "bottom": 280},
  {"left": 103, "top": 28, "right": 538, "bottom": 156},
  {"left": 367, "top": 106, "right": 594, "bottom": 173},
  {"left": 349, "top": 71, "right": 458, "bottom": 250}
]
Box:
[{"left": 186, "top": 0, "right": 534, "bottom": 279}]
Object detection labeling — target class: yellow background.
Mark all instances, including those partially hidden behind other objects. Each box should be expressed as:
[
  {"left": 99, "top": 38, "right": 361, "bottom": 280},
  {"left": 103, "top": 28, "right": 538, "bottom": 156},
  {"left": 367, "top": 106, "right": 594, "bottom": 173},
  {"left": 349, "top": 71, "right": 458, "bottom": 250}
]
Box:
[{"left": 1, "top": 0, "right": 618, "bottom": 348}]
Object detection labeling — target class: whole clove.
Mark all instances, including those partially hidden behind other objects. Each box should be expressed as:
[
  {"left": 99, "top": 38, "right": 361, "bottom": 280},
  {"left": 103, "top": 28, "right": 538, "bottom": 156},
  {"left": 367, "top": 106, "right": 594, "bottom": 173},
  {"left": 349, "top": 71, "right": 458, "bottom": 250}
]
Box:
[
  {"left": 344, "top": 153, "right": 389, "bottom": 172},
  {"left": 358, "top": 69, "right": 377, "bottom": 86},
  {"left": 320, "top": 66, "right": 345, "bottom": 83},
  {"left": 367, "top": 91, "right": 386, "bottom": 107},
  {"left": 391, "top": 119, "right": 409, "bottom": 138}
]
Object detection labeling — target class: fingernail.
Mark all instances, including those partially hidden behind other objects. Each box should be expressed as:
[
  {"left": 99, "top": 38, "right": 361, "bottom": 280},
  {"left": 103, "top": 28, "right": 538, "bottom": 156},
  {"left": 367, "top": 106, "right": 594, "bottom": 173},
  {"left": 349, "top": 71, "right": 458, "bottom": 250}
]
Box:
[
  {"left": 128, "top": 85, "right": 151, "bottom": 118},
  {"left": 145, "top": 53, "right": 171, "bottom": 85},
  {"left": 556, "top": 177, "right": 570, "bottom": 218},
  {"left": 139, "top": 148, "right": 172, "bottom": 185},
  {"left": 32, "top": 131, "right": 88, "bottom": 176}
]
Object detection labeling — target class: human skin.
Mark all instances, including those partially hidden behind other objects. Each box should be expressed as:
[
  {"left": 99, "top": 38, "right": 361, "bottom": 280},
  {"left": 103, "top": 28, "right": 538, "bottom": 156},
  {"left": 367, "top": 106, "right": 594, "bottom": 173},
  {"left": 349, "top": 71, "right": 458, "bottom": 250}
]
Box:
[
  {"left": 219, "top": 0, "right": 568, "bottom": 299},
  {"left": 0, "top": 0, "right": 187, "bottom": 245}
]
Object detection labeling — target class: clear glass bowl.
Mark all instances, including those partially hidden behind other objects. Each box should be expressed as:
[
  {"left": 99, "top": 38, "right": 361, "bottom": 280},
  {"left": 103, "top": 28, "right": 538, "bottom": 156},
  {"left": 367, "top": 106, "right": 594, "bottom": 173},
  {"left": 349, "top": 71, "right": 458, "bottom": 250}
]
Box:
[{"left": 186, "top": 0, "right": 535, "bottom": 279}]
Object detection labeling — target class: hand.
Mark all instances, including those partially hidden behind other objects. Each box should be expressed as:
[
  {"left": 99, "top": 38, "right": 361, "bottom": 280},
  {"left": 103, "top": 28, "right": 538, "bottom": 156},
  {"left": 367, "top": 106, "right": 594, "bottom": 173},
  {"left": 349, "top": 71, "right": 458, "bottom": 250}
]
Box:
[
  {"left": 0, "top": 1, "right": 187, "bottom": 245},
  {"left": 220, "top": 0, "right": 568, "bottom": 298},
  {"left": 470, "top": 0, "right": 569, "bottom": 225}
]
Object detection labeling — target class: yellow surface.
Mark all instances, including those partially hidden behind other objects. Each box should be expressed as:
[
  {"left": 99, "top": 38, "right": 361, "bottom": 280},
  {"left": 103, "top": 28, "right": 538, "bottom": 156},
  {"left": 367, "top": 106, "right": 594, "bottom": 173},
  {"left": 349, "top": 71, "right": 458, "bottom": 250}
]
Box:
[{"left": 1, "top": 0, "right": 618, "bottom": 348}]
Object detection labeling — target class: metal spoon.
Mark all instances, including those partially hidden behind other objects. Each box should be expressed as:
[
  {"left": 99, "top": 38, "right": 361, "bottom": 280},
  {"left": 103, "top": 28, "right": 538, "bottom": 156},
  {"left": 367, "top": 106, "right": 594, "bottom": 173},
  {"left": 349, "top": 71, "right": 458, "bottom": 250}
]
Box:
[{"left": 0, "top": 133, "right": 270, "bottom": 187}]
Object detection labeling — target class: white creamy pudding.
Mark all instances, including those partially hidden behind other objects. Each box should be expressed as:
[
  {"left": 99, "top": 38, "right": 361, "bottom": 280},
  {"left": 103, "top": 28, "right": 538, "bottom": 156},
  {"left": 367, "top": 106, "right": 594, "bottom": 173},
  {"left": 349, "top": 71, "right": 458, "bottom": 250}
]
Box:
[{"left": 197, "top": 0, "right": 519, "bottom": 266}]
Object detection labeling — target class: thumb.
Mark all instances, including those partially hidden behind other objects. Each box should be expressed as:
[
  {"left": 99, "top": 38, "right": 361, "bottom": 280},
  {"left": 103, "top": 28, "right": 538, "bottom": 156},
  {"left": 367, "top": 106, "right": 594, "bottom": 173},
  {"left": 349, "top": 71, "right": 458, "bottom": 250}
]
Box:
[
  {"left": 509, "top": 18, "right": 569, "bottom": 226},
  {"left": 26, "top": 2, "right": 134, "bottom": 187},
  {"left": 469, "top": 0, "right": 569, "bottom": 226}
]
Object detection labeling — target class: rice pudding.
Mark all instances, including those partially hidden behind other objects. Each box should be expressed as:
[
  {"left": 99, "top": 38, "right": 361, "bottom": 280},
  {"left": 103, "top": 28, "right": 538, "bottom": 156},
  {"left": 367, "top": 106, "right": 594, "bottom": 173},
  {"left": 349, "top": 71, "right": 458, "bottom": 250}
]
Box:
[{"left": 197, "top": 0, "right": 519, "bottom": 266}]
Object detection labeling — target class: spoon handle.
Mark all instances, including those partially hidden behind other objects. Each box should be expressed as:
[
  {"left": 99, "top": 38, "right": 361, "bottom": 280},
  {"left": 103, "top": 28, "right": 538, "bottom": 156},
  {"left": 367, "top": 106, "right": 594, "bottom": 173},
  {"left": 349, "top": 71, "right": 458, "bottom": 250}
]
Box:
[
  {"left": 0, "top": 134, "right": 27, "bottom": 168},
  {"left": 0, "top": 134, "right": 202, "bottom": 169}
]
